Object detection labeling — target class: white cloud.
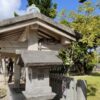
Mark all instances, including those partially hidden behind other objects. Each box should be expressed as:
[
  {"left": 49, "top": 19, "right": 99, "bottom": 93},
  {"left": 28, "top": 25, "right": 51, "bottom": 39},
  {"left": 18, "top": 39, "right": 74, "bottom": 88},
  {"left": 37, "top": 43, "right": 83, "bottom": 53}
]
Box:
[
  {"left": 16, "top": 4, "right": 40, "bottom": 16},
  {"left": 0, "top": 1, "right": 41, "bottom": 21},
  {"left": 0, "top": 0, "right": 21, "bottom": 20}
]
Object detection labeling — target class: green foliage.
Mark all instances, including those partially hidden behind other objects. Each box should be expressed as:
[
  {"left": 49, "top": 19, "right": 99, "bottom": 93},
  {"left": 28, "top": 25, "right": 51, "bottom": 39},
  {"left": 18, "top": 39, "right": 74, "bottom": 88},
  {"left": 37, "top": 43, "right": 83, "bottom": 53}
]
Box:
[
  {"left": 58, "top": 1, "right": 99, "bottom": 74},
  {"left": 58, "top": 49, "right": 67, "bottom": 65},
  {"left": 79, "top": 0, "right": 87, "bottom": 3},
  {"left": 58, "top": 47, "right": 73, "bottom": 75},
  {"left": 58, "top": 47, "right": 73, "bottom": 66},
  {"left": 14, "top": 12, "right": 19, "bottom": 17},
  {"left": 59, "top": 1, "right": 100, "bottom": 48},
  {"left": 70, "top": 1, "right": 100, "bottom": 47},
  {"left": 85, "top": 51, "right": 97, "bottom": 73},
  {"left": 98, "top": 57, "right": 100, "bottom": 63},
  {"left": 59, "top": 42, "right": 97, "bottom": 74},
  {"left": 27, "top": 0, "right": 57, "bottom": 18},
  {"left": 60, "top": 19, "right": 70, "bottom": 27},
  {"left": 75, "top": 73, "right": 100, "bottom": 100}
]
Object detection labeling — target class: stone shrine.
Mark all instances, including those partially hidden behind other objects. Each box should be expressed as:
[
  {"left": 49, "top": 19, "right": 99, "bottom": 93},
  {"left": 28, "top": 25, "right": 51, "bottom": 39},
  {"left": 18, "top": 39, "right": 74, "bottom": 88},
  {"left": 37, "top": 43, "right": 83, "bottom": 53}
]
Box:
[{"left": 0, "top": 12, "right": 77, "bottom": 100}]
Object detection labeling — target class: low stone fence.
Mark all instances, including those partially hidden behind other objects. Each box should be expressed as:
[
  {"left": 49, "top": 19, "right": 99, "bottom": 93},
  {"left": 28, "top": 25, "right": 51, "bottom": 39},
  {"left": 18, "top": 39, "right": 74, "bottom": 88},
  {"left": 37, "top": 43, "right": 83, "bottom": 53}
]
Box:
[{"left": 50, "top": 74, "right": 87, "bottom": 100}]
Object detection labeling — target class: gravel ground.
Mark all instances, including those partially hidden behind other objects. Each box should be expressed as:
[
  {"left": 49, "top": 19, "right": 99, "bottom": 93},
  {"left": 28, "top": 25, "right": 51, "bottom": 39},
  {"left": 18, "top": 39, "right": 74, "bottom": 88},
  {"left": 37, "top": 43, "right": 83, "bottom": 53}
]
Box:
[{"left": 0, "top": 74, "right": 7, "bottom": 100}]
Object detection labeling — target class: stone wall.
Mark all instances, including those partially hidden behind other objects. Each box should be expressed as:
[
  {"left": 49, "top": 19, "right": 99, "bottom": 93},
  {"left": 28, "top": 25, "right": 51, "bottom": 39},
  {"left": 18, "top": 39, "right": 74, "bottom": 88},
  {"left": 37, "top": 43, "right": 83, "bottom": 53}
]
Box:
[
  {"left": 40, "top": 44, "right": 65, "bottom": 51},
  {"left": 49, "top": 73, "right": 87, "bottom": 100}
]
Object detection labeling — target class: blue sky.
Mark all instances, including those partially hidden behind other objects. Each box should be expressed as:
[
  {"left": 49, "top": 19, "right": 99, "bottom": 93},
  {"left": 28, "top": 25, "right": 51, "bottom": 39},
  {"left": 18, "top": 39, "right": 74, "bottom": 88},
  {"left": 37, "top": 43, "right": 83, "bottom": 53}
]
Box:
[
  {"left": 19, "top": 0, "right": 100, "bottom": 21},
  {"left": 20, "top": 0, "right": 79, "bottom": 11},
  {"left": 0, "top": 0, "right": 99, "bottom": 21},
  {"left": 20, "top": 0, "right": 100, "bottom": 13}
]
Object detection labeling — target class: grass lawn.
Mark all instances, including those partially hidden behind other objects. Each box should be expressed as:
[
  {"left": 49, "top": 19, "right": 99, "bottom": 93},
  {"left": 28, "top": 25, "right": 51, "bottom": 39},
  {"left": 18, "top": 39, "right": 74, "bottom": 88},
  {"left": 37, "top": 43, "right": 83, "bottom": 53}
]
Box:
[{"left": 73, "top": 72, "right": 100, "bottom": 100}]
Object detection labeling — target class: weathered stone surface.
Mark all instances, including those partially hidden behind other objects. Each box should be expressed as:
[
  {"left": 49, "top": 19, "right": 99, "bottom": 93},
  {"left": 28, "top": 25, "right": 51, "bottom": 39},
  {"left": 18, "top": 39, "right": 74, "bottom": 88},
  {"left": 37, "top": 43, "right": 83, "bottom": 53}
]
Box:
[
  {"left": 77, "top": 80, "right": 87, "bottom": 100},
  {"left": 49, "top": 73, "right": 87, "bottom": 100},
  {"left": 14, "top": 64, "right": 21, "bottom": 89},
  {"left": 23, "top": 66, "right": 56, "bottom": 100},
  {"left": 28, "top": 31, "right": 38, "bottom": 50},
  {"left": 23, "top": 91, "right": 56, "bottom": 100},
  {"left": 0, "top": 13, "right": 75, "bottom": 38},
  {"left": 20, "top": 51, "right": 62, "bottom": 66}
]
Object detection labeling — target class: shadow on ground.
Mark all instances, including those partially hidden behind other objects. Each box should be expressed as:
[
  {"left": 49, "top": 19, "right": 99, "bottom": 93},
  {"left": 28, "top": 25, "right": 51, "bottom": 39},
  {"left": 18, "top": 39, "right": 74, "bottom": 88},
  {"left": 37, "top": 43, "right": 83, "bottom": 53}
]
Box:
[
  {"left": 87, "top": 84, "right": 97, "bottom": 96},
  {"left": 8, "top": 83, "right": 26, "bottom": 100}
]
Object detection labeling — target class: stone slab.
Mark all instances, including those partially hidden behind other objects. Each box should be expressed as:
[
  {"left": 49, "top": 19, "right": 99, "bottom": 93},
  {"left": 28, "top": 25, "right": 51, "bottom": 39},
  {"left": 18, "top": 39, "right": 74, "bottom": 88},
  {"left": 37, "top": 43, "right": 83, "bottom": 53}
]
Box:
[{"left": 23, "top": 91, "right": 56, "bottom": 100}]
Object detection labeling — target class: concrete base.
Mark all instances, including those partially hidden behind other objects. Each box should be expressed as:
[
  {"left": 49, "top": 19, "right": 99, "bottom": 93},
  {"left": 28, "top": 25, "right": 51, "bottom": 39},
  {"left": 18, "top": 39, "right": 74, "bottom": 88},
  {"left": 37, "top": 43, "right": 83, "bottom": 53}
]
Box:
[{"left": 23, "top": 91, "right": 56, "bottom": 100}]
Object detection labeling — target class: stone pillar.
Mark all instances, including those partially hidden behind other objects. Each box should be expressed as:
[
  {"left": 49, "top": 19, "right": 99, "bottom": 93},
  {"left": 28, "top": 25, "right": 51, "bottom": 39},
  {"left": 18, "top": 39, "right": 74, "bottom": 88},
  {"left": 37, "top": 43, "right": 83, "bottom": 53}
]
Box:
[
  {"left": 61, "top": 79, "right": 77, "bottom": 100},
  {"left": 23, "top": 67, "right": 56, "bottom": 100},
  {"left": 28, "top": 30, "right": 38, "bottom": 50},
  {"left": 77, "top": 80, "right": 87, "bottom": 100},
  {"left": 14, "top": 64, "right": 21, "bottom": 89},
  {"left": 2, "top": 58, "right": 6, "bottom": 84},
  {"left": 2, "top": 58, "right": 6, "bottom": 74}
]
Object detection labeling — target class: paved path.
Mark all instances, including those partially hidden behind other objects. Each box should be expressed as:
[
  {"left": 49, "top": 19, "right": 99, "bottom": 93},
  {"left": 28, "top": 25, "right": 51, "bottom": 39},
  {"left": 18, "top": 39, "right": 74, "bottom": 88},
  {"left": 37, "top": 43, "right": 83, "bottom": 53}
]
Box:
[
  {"left": 7, "top": 83, "right": 26, "bottom": 100},
  {"left": 0, "top": 74, "right": 26, "bottom": 100}
]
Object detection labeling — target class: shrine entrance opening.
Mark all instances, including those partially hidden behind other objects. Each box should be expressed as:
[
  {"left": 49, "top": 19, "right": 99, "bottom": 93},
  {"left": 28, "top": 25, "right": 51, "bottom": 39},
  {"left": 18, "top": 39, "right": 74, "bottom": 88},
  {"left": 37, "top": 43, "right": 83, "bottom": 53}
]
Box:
[{"left": 0, "top": 52, "right": 24, "bottom": 89}]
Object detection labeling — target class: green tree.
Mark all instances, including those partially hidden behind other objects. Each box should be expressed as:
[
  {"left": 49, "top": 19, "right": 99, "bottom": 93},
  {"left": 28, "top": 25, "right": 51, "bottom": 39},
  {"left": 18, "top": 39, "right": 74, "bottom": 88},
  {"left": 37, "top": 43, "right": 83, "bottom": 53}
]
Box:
[
  {"left": 58, "top": 46, "right": 73, "bottom": 75},
  {"left": 70, "top": 1, "right": 100, "bottom": 47},
  {"left": 14, "top": 12, "right": 19, "bottom": 17},
  {"left": 59, "top": 1, "right": 100, "bottom": 48},
  {"left": 59, "top": 1, "right": 100, "bottom": 74},
  {"left": 79, "top": 0, "right": 87, "bottom": 3},
  {"left": 27, "top": 0, "right": 57, "bottom": 18}
]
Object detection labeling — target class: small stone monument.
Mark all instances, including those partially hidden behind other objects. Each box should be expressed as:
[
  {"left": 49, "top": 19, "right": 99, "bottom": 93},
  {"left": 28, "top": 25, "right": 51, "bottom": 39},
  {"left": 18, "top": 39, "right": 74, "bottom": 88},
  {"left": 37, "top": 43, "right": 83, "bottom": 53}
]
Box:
[
  {"left": 21, "top": 51, "right": 62, "bottom": 100},
  {"left": 26, "top": 4, "right": 40, "bottom": 14}
]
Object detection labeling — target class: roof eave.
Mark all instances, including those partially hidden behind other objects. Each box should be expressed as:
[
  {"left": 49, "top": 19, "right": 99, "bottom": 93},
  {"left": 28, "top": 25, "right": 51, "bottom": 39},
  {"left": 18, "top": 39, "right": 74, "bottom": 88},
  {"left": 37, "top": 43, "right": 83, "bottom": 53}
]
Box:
[{"left": 0, "top": 13, "right": 76, "bottom": 39}]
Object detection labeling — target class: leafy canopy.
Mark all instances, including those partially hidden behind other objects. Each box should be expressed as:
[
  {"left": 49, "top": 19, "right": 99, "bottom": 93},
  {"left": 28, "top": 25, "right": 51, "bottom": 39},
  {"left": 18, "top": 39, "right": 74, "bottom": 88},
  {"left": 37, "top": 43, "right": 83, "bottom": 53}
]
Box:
[
  {"left": 70, "top": 1, "right": 100, "bottom": 47},
  {"left": 59, "top": 1, "right": 100, "bottom": 48},
  {"left": 27, "top": 0, "right": 57, "bottom": 18},
  {"left": 58, "top": 1, "right": 100, "bottom": 74}
]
